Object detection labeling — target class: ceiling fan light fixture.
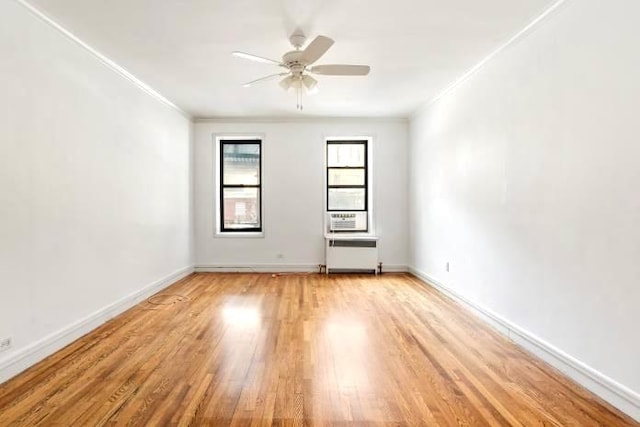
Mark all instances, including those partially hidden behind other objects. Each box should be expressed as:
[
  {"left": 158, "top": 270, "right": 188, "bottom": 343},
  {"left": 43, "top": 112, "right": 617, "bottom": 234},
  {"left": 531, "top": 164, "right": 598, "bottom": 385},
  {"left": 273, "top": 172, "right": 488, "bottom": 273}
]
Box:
[
  {"left": 302, "top": 75, "right": 318, "bottom": 92},
  {"left": 279, "top": 76, "right": 293, "bottom": 91},
  {"left": 292, "top": 79, "right": 302, "bottom": 90}
]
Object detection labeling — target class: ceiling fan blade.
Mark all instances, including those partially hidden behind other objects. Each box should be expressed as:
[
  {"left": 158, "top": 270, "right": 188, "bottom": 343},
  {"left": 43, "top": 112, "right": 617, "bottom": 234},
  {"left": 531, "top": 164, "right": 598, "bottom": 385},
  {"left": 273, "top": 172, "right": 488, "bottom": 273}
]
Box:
[
  {"left": 301, "top": 35, "right": 334, "bottom": 65},
  {"left": 309, "top": 64, "right": 370, "bottom": 76},
  {"left": 243, "top": 73, "right": 288, "bottom": 87},
  {"left": 232, "top": 51, "right": 283, "bottom": 66}
]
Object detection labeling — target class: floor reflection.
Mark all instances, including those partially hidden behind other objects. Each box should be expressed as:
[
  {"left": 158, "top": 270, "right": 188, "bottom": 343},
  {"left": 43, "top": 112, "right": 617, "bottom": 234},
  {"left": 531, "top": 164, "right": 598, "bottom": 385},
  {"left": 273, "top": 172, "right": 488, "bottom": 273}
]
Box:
[
  {"left": 323, "top": 316, "right": 372, "bottom": 391},
  {"left": 221, "top": 303, "right": 261, "bottom": 330}
]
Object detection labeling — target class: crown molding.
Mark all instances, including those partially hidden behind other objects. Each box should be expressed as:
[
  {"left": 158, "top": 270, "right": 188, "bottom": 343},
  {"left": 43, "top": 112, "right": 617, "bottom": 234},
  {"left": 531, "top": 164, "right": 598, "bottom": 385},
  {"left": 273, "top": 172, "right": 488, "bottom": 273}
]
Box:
[
  {"left": 194, "top": 116, "right": 409, "bottom": 124},
  {"left": 410, "top": 0, "right": 569, "bottom": 120},
  {"left": 13, "top": 0, "right": 192, "bottom": 120}
]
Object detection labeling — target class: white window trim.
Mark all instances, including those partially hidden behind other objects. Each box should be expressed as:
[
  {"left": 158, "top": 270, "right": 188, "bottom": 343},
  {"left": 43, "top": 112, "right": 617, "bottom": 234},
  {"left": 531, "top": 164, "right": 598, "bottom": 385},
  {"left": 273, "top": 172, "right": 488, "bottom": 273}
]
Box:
[
  {"left": 323, "top": 135, "right": 375, "bottom": 236},
  {"left": 213, "top": 133, "right": 266, "bottom": 238}
]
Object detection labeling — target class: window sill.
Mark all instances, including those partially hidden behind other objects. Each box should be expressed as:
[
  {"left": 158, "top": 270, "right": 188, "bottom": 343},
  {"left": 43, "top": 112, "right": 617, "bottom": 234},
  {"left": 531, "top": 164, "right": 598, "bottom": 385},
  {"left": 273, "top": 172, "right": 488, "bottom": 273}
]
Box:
[
  {"left": 215, "top": 231, "right": 265, "bottom": 239},
  {"left": 324, "top": 232, "right": 378, "bottom": 239}
]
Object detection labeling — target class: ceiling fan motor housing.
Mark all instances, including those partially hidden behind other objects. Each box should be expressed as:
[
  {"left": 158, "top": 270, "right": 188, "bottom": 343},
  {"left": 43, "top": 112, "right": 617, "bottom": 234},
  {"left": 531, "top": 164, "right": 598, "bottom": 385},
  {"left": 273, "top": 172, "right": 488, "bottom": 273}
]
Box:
[{"left": 282, "top": 51, "right": 306, "bottom": 75}]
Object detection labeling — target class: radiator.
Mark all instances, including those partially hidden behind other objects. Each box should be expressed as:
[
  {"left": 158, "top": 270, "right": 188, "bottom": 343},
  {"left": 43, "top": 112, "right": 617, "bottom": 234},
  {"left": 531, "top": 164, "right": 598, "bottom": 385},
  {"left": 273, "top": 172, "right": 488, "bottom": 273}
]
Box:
[{"left": 325, "top": 237, "right": 378, "bottom": 274}]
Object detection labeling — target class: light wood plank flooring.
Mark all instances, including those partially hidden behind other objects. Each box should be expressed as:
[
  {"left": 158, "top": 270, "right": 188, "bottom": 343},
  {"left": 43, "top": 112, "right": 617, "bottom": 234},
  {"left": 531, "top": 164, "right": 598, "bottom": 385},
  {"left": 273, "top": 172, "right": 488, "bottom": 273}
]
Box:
[{"left": 0, "top": 273, "right": 637, "bottom": 426}]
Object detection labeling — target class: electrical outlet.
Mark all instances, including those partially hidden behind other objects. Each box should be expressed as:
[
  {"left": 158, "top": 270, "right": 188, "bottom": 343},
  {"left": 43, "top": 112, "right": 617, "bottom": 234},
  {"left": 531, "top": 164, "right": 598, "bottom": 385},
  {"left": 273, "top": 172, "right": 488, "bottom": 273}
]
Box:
[
  {"left": 0, "top": 337, "right": 12, "bottom": 352},
  {"left": 446, "top": 262, "right": 450, "bottom": 273}
]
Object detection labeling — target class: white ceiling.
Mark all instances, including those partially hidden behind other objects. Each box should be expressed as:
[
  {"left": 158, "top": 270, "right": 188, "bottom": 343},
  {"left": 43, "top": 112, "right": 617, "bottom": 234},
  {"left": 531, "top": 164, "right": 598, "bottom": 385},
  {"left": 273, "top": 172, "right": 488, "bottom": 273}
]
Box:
[{"left": 28, "top": 0, "right": 554, "bottom": 118}]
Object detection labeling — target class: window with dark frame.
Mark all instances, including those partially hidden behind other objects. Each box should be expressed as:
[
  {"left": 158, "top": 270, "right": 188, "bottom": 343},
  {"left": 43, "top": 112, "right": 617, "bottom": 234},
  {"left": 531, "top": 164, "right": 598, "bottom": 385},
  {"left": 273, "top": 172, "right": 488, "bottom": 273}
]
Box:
[
  {"left": 219, "top": 139, "right": 262, "bottom": 232},
  {"left": 326, "top": 139, "right": 368, "bottom": 214}
]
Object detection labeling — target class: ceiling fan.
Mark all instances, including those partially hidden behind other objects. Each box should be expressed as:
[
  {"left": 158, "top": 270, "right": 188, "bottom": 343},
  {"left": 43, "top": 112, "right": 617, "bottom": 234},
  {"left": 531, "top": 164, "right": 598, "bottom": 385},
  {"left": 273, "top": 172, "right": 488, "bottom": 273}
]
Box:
[{"left": 233, "top": 32, "right": 370, "bottom": 110}]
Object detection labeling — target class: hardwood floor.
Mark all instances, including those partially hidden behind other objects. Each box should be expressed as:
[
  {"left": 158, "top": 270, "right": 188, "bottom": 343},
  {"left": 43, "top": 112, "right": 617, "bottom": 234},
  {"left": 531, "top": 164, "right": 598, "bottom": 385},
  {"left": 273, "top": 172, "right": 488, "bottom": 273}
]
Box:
[{"left": 0, "top": 273, "right": 636, "bottom": 426}]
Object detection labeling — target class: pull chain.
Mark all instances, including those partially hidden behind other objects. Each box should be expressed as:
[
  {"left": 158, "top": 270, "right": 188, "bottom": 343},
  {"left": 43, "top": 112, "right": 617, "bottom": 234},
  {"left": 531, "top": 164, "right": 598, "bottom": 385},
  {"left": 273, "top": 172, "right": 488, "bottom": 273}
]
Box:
[{"left": 296, "top": 84, "right": 303, "bottom": 110}]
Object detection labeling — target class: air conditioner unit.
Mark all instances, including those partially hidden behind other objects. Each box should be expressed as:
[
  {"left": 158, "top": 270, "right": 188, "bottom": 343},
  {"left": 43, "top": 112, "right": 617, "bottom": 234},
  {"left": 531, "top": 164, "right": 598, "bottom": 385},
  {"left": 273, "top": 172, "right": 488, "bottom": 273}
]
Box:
[{"left": 328, "top": 212, "right": 367, "bottom": 232}]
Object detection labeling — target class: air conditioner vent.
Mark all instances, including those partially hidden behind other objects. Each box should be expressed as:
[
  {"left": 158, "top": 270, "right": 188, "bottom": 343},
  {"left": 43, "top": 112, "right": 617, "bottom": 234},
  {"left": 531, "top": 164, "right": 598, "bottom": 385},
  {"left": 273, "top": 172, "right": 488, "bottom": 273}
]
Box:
[
  {"left": 329, "top": 239, "right": 377, "bottom": 248},
  {"left": 328, "top": 212, "right": 367, "bottom": 232}
]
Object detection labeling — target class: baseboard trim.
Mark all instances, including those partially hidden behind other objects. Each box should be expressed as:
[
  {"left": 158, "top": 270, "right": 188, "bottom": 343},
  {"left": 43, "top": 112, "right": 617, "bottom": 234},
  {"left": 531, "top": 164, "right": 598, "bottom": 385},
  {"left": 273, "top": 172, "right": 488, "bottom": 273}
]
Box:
[
  {"left": 380, "top": 264, "right": 409, "bottom": 273},
  {"left": 195, "top": 264, "right": 410, "bottom": 274},
  {"left": 408, "top": 267, "right": 640, "bottom": 421},
  {"left": 0, "top": 266, "right": 194, "bottom": 384},
  {"left": 195, "top": 264, "right": 320, "bottom": 273}
]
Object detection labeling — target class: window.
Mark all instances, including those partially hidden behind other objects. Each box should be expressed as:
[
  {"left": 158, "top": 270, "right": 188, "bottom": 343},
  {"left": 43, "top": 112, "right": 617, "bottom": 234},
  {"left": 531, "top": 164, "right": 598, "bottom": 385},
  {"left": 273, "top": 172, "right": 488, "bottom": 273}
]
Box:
[
  {"left": 326, "top": 139, "right": 369, "bottom": 231},
  {"left": 219, "top": 139, "right": 262, "bottom": 232}
]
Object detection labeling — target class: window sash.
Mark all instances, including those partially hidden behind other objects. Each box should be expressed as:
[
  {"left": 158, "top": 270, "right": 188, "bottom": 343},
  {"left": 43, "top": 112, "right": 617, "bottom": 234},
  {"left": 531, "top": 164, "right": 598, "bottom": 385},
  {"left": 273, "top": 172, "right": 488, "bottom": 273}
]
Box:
[
  {"left": 326, "top": 140, "right": 368, "bottom": 212},
  {"left": 220, "top": 140, "right": 262, "bottom": 232},
  {"left": 222, "top": 187, "right": 261, "bottom": 230},
  {"left": 328, "top": 188, "right": 366, "bottom": 211},
  {"left": 327, "top": 143, "right": 366, "bottom": 167},
  {"left": 327, "top": 167, "right": 366, "bottom": 186}
]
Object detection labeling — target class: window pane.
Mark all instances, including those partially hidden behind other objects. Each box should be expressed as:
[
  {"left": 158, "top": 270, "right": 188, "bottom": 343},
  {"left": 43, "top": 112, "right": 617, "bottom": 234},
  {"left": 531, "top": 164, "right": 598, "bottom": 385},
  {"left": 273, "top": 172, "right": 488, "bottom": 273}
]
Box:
[
  {"left": 328, "top": 188, "right": 365, "bottom": 210},
  {"left": 328, "top": 168, "right": 365, "bottom": 186},
  {"left": 223, "top": 187, "right": 260, "bottom": 229},
  {"left": 327, "top": 143, "right": 365, "bottom": 167},
  {"left": 223, "top": 143, "right": 260, "bottom": 185}
]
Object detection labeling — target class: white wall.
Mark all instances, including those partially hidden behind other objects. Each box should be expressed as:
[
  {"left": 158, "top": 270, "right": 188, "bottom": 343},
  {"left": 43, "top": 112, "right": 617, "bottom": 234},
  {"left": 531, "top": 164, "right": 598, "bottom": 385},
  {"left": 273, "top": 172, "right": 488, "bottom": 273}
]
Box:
[
  {"left": 409, "top": 0, "right": 640, "bottom": 418},
  {"left": 0, "top": 1, "right": 193, "bottom": 381},
  {"left": 194, "top": 119, "right": 409, "bottom": 270}
]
